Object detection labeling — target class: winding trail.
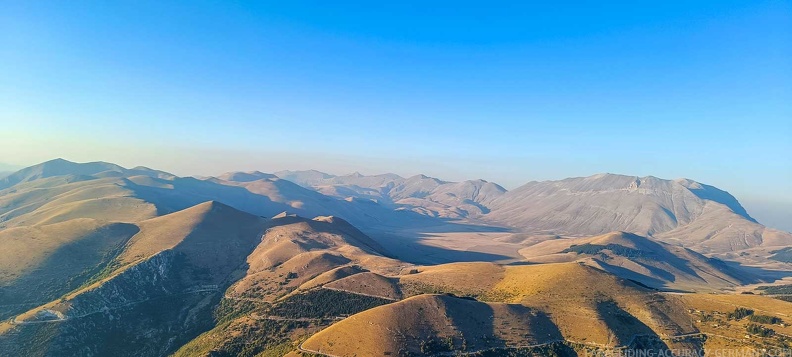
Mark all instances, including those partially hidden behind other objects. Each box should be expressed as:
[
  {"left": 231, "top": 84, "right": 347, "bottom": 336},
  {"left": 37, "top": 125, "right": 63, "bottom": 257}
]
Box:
[{"left": 10, "top": 287, "right": 220, "bottom": 325}]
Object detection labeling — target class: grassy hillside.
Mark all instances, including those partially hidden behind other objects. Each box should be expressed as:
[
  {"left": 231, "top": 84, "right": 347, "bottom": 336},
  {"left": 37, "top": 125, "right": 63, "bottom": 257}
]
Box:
[
  {"left": 0, "top": 201, "right": 267, "bottom": 356},
  {"left": 0, "top": 219, "right": 138, "bottom": 319},
  {"left": 0, "top": 160, "right": 790, "bottom": 356},
  {"left": 518, "top": 231, "right": 758, "bottom": 291}
]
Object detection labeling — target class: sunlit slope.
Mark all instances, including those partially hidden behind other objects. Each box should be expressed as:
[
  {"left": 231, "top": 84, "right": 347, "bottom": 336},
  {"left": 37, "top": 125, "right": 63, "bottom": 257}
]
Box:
[
  {"left": 275, "top": 170, "right": 792, "bottom": 254},
  {"left": 0, "top": 201, "right": 267, "bottom": 356},
  {"left": 0, "top": 159, "right": 442, "bottom": 236},
  {"left": 173, "top": 213, "right": 406, "bottom": 356},
  {"left": 0, "top": 158, "right": 171, "bottom": 190},
  {"left": 228, "top": 214, "right": 403, "bottom": 302},
  {"left": 486, "top": 174, "right": 792, "bottom": 253},
  {"left": 304, "top": 262, "right": 702, "bottom": 356},
  {"left": 0, "top": 176, "right": 159, "bottom": 227},
  {"left": 293, "top": 260, "right": 790, "bottom": 356},
  {"left": 0, "top": 219, "right": 138, "bottom": 319},
  {"left": 677, "top": 294, "right": 792, "bottom": 351},
  {"left": 302, "top": 294, "right": 569, "bottom": 356},
  {"left": 518, "top": 231, "right": 757, "bottom": 291}
]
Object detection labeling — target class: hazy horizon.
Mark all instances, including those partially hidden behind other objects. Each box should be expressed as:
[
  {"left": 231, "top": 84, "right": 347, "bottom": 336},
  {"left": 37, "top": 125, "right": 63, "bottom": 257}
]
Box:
[
  {"left": 2, "top": 156, "right": 792, "bottom": 233},
  {"left": 2, "top": 1, "right": 790, "bottom": 226}
]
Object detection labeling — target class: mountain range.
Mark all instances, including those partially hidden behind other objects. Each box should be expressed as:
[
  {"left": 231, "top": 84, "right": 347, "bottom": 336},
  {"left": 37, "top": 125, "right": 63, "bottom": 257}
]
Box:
[
  {"left": 0, "top": 158, "right": 790, "bottom": 356},
  {"left": 276, "top": 168, "right": 791, "bottom": 256}
]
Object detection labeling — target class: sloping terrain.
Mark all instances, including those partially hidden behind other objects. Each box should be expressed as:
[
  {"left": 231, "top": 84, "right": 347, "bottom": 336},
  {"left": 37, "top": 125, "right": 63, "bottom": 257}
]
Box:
[
  {"left": 227, "top": 214, "right": 403, "bottom": 303},
  {"left": 486, "top": 174, "right": 740, "bottom": 234},
  {"left": 0, "top": 159, "right": 446, "bottom": 234},
  {"left": 518, "top": 231, "right": 758, "bottom": 291},
  {"left": 274, "top": 169, "right": 336, "bottom": 186},
  {"left": 172, "top": 213, "right": 407, "bottom": 356},
  {"left": 302, "top": 294, "right": 570, "bottom": 356},
  {"left": 304, "top": 262, "right": 701, "bottom": 356},
  {"left": 304, "top": 262, "right": 792, "bottom": 356},
  {"left": 274, "top": 170, "right": 792, "bottom": 255},
  {"left": 485, "top": 174, "right": 792, "bottom": 254},
  {"left": 0, "top": 201, "right": 267, "bottom": 356},
  {"left": 0, "top": 219, "right": 138, "bottom": 319},
  {"left": 0, "top": 159, "right": 790, "bottom": 356},
  {"left": 275, "top": 170, "right": 507, "bottom": 218},
  {"left": 0, "top": 158, "right": 173, "bottom": 190}
]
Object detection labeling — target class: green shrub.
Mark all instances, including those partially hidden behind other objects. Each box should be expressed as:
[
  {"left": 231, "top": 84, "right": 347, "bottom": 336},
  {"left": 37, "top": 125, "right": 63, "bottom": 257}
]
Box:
[
  {"left": 748, "top": 314, "right": 782, "bottom": 324},
  {"left": 756, "top": 284, "right": 792, "bottom": 295},
  {"left": 562, "top": 244, "right": 645, "bottom": 258},
  {"left": 269, "top": 288, "right": 392, "bottom": 319},
  {"left": 727, "top": 307, "right": 754, "bottom": 320},
  {"left": 746, "top": 323, "right": 775, "bottom": 337}
]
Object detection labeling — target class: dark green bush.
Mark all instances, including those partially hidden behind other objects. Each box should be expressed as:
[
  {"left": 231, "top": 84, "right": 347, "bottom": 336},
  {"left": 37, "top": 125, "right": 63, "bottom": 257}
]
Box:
[
  {"left": 727, "top": 307, "right": 754, "bottom": 320},
  {"left": 748, "top": 314, "right": 782, "bottom": 324},
  {"left": 746, "top": 323, "right": 775, "bottom": 337}
]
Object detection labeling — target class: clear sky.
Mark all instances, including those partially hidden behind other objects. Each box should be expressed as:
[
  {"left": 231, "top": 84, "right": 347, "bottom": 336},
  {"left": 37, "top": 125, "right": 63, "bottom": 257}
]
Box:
[{"left": 1, "top": 1, "right": 790, "bottom": 207}]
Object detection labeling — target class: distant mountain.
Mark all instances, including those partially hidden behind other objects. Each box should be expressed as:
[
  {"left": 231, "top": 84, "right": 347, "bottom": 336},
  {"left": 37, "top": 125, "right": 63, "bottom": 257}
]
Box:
[
  {"left": 0, "top": 162, "right": 23, "bottom": 173},
  {"left": 272, "top": 170, "right": 790, "bottom": 253},
  {"left": 487, "top": 174, "right": 752, "bottom": 234},
  {"left": 273, "top": 169, "right": 336, "bottom": 186},
  {"left": 485, "top": 173, "right": 790, "bottom": 253},
  {"left": 4, "top": 160, "right": 789, "bottom": 254},
  {"left": 215, "top": 170, "right": 277, "bottom": 182},
  {"left": 0, "top": 160, "right": 440, "bottom": 232},
  {"left": 276, "top": 170, "right": 507, "bottom": 218},
  {"left": 0, "top": 158, "right": 175, "bottom": 190}
]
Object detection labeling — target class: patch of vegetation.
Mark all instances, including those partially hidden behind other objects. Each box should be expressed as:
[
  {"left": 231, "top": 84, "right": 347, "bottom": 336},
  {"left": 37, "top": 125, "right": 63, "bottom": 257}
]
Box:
[
  {"left": 269, "top": 288, "right": 392, "bottom": 319},
  {"left": 769, "top": 247, "right": 792, "bottom": 263},
  {"left": 452, "top": 341, "right": 583, "bottom": 357},
  {"left": 253, "top": 341, "right": 295, "bottom": 356},
  {"left": 773, "top": 296, "right": 792, "bottom": 303},
  {"left": 175, "top": 319, "right": 310, "bottom": 357},
  {"left": 443, "top": 292, "right": 478, "bottom": 301},
  {"left": 419, "top": 336, "right": 454, "bottom": 354},
  {"left": 756, "top": 284, "right": 792, "bottom": 295},
  {"left": 400, "top": 281, "right": 486, "bottom": 300},
  {"left": 727, "top": 307, "right": 754, "bottom": 320},
  {"left": 697, "top": 311, "right": 715, "bottom": 322},
  {"left": 562, "top": 244, "right": 646, "bottom": 258},
  {"left": 213, "top": 298, "right": 269, "bottom": 324},
  {"left": 746, "top": 323, "right": 775, "bottom": 337},
  {"left": 748, "top": 314, "right": 783, "bottom": 325}
]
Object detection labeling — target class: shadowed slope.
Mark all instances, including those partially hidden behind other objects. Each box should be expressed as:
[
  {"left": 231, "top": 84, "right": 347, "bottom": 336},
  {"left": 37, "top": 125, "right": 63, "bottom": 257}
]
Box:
[
  {"left": 519, "top": 231, "right": 758, "bottom": 291},
  {"left": 0, "top": 201, "right": 267, "bottom": 356},
  {"left": 229, "top": 214, "right": 403, "bottom": 302},
  {"left": 301, "top": 294, "right": 567, "bottom": 356},
  {"left": 303, "top": 262, "right": 703, "bottom": 356},
  {"left": 0, "top": 220, "right": 138, "bottom": 319}
]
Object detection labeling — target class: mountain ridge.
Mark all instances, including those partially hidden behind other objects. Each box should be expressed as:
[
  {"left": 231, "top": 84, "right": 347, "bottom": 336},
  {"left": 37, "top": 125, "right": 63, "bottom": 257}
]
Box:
[{"left": 2, "top": 159, "right": 789, "bottom": 256}]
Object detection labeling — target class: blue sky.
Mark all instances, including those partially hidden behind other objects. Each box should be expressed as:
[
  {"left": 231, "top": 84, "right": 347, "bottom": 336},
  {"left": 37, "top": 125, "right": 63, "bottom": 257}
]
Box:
[{"left": 1, "top": 1, "right": 790, "bottom": 208}]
